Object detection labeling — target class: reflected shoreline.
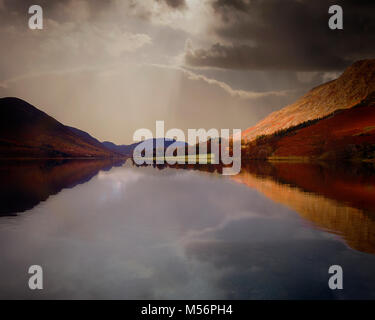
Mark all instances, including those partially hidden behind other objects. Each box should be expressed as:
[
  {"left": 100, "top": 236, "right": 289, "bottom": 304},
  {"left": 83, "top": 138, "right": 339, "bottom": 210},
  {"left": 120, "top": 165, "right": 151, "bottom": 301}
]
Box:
[
  {"left": 1, "top": 158, "right": 375, "bottom": 254},
  {"left": 233, "top": 161, "right": 375, "bottom": 254},
  {"left": 0, "top": 158, "right": 125, "bottom": 216},
  {"left": 1, "top": 159, "right": 375, "bottom": 299},
  {"left": 134, "top": 159, "right": 375, "bottom": 254}
]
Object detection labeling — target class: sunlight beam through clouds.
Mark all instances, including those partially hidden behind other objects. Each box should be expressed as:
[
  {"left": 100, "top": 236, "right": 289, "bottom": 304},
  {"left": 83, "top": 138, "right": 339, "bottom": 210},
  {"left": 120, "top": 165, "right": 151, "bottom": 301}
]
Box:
[{"left": 1, "top": 0, "right": 371, "bottom": 143}]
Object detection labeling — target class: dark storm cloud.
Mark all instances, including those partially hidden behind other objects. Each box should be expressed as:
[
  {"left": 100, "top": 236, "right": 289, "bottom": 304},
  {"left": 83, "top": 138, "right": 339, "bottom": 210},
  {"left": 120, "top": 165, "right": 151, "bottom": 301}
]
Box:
[
  {"left": 159, "top": 0, "right": 186, "bottom": 10},
  {"left": 212, "top": 0, "right": 251, "bottom": 13},
  {"left": 185, "top": 0, "right": 375, "bottom": 71},
  {"left": 186, "top": 43, "right": 348, "bottom": 71}
]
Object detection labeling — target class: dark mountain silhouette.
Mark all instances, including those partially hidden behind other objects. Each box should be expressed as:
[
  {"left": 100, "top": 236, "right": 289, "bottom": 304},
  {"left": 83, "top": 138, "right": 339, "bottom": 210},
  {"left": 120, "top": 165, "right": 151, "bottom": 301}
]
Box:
[
  {"left": 0, "top": 97, "right": 120, "bottom": 158},
  {"left": 67, "top": 126, "right": 106, "bottom": 149}
]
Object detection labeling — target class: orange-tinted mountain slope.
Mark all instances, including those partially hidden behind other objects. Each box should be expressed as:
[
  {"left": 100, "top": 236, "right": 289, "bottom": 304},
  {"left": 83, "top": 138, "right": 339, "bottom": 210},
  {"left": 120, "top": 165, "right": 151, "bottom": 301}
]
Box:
[
  {"left": 243, "top": 92, "right": 375, "bottom": 160},
  {"left": 240, "top": 59, "right": 375, "bottom": 143},
  {"left": 0, "top": 97, "right": 119, "bottom": 158}
]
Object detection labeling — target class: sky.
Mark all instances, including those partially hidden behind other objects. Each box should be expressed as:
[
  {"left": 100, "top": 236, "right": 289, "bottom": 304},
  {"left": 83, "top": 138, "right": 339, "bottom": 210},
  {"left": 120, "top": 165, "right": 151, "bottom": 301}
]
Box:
[{"left": 0, "top": 0, "right": 374, "bottom": 144}]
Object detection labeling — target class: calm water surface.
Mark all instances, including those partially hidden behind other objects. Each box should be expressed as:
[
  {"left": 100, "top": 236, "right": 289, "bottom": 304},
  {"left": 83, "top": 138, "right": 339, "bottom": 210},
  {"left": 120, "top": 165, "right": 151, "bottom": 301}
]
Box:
[{"left": 0, "top": 159, "right": 375, "bottom": 299}]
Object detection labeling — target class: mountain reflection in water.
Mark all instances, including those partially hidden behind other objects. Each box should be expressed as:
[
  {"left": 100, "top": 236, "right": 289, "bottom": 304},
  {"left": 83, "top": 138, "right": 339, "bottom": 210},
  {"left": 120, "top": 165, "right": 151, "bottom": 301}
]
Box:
[
  {"left": 1, "top": 159, "right": 375, "bottom": 255},
  {"left": 1, "top": 159, "right": 375, "bottom": 299},
  {"left": 0, "top": 159, "right": 125, "bottom": 216},
  {"left": 135, "top": 160, "right": 375, "bottom": 255},
  {"left": 2, "top": 159, "right": 375, "bottom": 255},
  {"left": 233, "top": 161, "right": 375, "bottom": 255}
]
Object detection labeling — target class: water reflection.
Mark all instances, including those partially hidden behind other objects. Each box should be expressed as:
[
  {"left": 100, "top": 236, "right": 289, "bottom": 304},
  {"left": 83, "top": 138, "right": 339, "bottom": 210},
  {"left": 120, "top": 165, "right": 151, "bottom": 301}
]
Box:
[
  {"left": 233, "top": 161, "right": 375, "bottom": 254},
  {"left": 143, "top": 160, "right": 375, "bottom": 255},
  {"left": 0, "top": 159, "right": 125, "bottom": 216},
  {"left": 0, "top": 159, "right": 375, "bottom": 299}
]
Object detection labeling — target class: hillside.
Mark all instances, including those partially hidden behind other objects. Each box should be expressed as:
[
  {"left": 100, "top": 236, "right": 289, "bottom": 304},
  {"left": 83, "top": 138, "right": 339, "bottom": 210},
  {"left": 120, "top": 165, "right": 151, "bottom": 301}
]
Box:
[
  {"left": 243, "top": 92, "right": 375, "bottom": 160},
  {"left": 0, "top": 97, "right": 119, "bottom": 158},
  {"left": 240, "top": 59, "right": 375, "bottom": 143}
]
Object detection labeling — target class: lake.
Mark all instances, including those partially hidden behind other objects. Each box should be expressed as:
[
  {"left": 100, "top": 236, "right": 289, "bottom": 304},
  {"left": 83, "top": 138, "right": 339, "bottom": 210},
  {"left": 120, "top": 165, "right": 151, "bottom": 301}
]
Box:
[{"left": 0, "top": 159, "right": 375, "bottom": 299}]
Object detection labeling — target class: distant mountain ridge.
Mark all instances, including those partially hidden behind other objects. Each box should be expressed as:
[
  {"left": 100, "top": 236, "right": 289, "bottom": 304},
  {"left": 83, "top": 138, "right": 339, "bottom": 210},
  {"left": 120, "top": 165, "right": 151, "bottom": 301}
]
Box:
[
  {"left": 240, "top": 59, "right": 375, "bottom": 142},
  {"left": 102, "top": 139, "right": 188, "bottom": 156}
]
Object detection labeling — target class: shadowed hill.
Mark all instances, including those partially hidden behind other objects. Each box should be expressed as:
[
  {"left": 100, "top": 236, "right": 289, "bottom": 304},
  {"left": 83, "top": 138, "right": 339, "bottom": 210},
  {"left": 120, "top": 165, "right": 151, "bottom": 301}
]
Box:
[{"left": 0, "top": 97, "right": 120, "bottom": 158}]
